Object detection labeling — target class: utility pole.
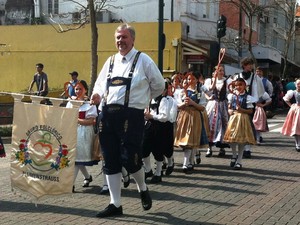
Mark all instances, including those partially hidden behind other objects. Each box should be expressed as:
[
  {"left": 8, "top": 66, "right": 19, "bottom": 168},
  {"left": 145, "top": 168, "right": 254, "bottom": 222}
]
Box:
[{"left": 158, "top": 0, "right": 165, "bottom": 74}]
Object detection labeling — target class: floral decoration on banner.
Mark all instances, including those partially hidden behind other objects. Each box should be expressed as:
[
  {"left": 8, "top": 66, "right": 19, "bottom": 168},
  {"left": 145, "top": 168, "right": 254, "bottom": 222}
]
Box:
[{"left": 15, "top": 135, "right": 70, "bottom": 171}]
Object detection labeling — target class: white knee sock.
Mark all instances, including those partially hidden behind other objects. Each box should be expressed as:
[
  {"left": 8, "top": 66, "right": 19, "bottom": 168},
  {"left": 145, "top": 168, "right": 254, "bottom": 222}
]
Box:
[
  {"left": 237, "top": 144, "right": 244, "bottom": 164},
  {"left": 74, "top": 165, "right": 80, "bottom": 184},
  {"left": 131, "top": 168, "right": 147, "bottom": 192},
  {"left": 121, "top": 167, "right": 129, "bottom": 183},
  {"left": 256, "top": 131, "right": 261, "bottom": 142},
  {"left": 183, "top": 149, "right": 191, "bottom": 167},
  {"left": 155, "top": 161, "right": 163, "bottom": 176},
  {"left": 107, "top": 173, "right": 122, "bottom": 207},
  {"left": 102, "top": 173, "right": 108, "bottom": 186},
  {"left": 78, "top": 165, "right": 90, "bottom": 179},
  {"left": 166, "top": 156, "right": 174, "bottom": 167},
  {"left": 190, "top": 149, "right": 195, "bottom": 164},
  {"left": 244, "top": 144, "right": 251, "bottom": 152},
  {"left": 231, "top": 144, "right": 237, "bottom": 158},
  {"left": 143, "top": 156, "right": 152, "bottom": 172}
]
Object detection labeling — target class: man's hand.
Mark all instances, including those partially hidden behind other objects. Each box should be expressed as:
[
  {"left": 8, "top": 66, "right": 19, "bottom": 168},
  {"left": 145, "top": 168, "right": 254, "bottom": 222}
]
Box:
[{"left": 90, "top": 93, "right": 101, "bottom": 105}]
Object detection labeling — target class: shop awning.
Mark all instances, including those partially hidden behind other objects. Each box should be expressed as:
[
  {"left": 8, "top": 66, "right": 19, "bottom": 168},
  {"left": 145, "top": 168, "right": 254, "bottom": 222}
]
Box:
[{"left": 182, "top": 41, "right": 208, "bottom": 56}]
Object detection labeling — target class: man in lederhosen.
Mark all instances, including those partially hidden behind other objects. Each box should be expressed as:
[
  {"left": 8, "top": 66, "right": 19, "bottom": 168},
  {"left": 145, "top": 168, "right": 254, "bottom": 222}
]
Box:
[{"left": 91, "top": 23, "right": 165, "bottom": 218}]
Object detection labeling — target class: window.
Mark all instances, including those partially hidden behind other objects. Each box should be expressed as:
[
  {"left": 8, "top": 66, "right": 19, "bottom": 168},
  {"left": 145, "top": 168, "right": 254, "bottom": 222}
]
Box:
[
  {"left": 245, "top": 15, "right": 257, "bottom": 31},
  {"left": 48, "top": 0, "right": 59, "bottom": 15}
]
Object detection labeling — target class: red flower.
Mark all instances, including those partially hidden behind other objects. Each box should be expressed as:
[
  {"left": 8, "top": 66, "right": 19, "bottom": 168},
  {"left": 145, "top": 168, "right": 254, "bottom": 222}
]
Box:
[
  {"left": 19, "top": 143, "right": 25, "bottom": 150},
  {"left": 61, "top": 149, "right": 68, "bottom": 156}
]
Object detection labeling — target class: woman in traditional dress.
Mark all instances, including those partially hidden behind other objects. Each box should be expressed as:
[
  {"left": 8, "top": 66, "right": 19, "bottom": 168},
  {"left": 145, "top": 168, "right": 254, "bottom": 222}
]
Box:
[
  {"left": 281, "top": 78, "right": 300, "bottom": 152},
  {"left": 205, "top": 65, "right": 230, "bottom": 157},
  {"left": 174, "top": 71, "right": 209, "bottom": 174},
  {"left": 66, "top": 80, "right": 98, "bottom": 192},
  {"left": 223, "top": 78, "right": 256, "bottom": 170}
]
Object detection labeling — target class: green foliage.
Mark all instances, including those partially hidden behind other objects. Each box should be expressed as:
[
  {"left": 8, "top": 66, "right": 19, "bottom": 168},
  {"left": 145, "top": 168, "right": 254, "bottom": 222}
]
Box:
[{"left": 0, "top": 126, "right": 12, "bottom": 137}]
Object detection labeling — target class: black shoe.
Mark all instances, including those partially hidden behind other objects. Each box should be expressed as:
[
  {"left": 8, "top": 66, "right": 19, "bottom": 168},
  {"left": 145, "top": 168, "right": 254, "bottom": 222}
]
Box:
[
  {"left": 145, "top": 170, "right": 154, "bottom": 180},
  {"left": 243, "top": 151, "right": 251, "bottom": 158},
  {"left": 196, "top": 150, "right": 201, "bottom": 164},
  {"left": 230, "top": 158, "right": 237, "bottom": 167},
  {"left": 100, "top": 185, "right": 109, "bottom": 195},
  {"left": 187, "top": 164, "right": 194, "bottom": 171},
  {"left": 218, "top": 148, "right": 226, "bottom": 157},
  {"left": 140, "top": 188, "right": 152, "bottom": 210},
  {"left": 150, "top": 175, "right": 162, "bottom": 184},
  {"left": 165, "top": 164, "right": 174, "bottom": 176},
  {"left": 183, "top": 166, "right": 192, "bottom": 174},
  {"left": 234, "top": 163, "right": 242, "bottom": 170},
  {"left": 205, "top": 149, "right": 212, "bottom": 157},
  {"left": 83, "top": 175, "right": 93, "bottom": 187},
  {"left": 122, "top": 173, "right": 130, "bottom": 188},
  {"left": 96, "top": 204, "right": 123, "bottom": 218},
  {"left": 296, "top": 147, "right": 300, "bottom": 152},
  {"left": 72, "top": 185, "right": 75, "bottom": 193},
  {"left": 259, "top": 136, "right": 263, "bottom": 143}
]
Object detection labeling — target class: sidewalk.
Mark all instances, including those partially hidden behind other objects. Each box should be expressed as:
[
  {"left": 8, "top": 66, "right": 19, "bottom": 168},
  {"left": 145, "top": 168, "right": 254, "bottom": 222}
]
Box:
[{"left": 0, "top": 111, "right": 300, "bottom": 225}]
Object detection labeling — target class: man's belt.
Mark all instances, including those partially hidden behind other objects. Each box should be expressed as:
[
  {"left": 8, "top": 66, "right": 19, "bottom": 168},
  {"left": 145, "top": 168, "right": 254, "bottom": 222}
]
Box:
[{"left": 104, "top": 104, "right": 125, "bottom": 113}]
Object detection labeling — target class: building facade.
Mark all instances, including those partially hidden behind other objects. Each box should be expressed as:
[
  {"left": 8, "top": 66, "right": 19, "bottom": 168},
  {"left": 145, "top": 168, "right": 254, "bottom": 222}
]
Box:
[{"left": 0, "top": 0, "right": 299, "bottom": 81}]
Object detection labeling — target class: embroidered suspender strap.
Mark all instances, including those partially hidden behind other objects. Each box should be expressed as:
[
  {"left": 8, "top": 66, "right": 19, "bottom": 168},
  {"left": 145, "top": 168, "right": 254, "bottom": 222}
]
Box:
[
  {"left": 124, "top": 51, "right": 141, "bottom": 108},
  {"left": 108, "top": 55, "right": 115, "bottom": 78},
  {"left": 103, "top": 55, "right": 115, "bottom": 105}
]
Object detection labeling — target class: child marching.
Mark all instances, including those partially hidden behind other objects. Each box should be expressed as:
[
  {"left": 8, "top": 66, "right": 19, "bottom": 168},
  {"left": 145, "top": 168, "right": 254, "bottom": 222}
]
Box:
[
  {"left": 281, "top": 78, "right": 300, "bottom": 152},
  {"left": 223, "top": 78, "right": 256, "bottom": 169}
]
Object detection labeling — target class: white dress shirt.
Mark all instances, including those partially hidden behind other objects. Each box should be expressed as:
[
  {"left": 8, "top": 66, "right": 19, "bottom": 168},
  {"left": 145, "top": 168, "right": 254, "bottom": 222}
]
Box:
[{"left": 93, "top": 48, "right": 165, "bottom": 110}]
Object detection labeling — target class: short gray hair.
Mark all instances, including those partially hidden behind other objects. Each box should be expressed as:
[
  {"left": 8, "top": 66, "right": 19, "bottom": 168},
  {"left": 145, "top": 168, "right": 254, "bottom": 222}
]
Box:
[{"left": 115, "top": 23, "right": 135, "bottom": 40}]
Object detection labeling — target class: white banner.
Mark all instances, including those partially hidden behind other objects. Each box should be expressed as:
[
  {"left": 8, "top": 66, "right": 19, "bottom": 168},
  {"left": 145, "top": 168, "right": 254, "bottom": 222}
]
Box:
[{"left": 10, "top": 95, "right": 80, "bottom": 200}]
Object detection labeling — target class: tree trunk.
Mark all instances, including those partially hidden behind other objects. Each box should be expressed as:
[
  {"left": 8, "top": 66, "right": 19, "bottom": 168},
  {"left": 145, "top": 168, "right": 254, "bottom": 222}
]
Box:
[
  {"left": 247, "top": 16, "right": 257, "bottom": 67},
  {"left": 88, "top": 0, "right": 98, "bottom": 97}
]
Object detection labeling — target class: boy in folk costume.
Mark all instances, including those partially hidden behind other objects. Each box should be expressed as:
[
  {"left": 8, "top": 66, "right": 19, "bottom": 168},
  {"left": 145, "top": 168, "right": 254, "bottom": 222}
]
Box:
[
  {"left": 281, "top": 78, "right": 300, "bottom": 152},
  {"left": 143, "top": 79, "right": 178, "bottom": 183},
  {"left": 223, "top": 78, "right": 256, "bottom": 169},
  {"left": 174, "top": 71, "right": 209, "bottom": 174}
]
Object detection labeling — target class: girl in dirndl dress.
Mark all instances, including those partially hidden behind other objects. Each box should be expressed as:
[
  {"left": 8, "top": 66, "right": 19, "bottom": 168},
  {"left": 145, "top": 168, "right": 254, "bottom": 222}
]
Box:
[
  {"left": 223, "top": 78, "right": 256, "bottom": 170},
  {"left": 66, "top": 80, "right": 98, "bottom": 192},
  {"left": 252, "top": 92, "right": 272, "bottom": 144},
  {"left": 281, "top": 78, "right": 300, "bottom": 152},
  {"left": 174, "top": 71, "right": 209, "bottom": 174}
]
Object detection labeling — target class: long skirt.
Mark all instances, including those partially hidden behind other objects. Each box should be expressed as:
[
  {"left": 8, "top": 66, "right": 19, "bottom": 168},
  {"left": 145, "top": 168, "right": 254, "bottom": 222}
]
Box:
[{"left": 206, "top": 100, "right": 228, "bottom": 143}]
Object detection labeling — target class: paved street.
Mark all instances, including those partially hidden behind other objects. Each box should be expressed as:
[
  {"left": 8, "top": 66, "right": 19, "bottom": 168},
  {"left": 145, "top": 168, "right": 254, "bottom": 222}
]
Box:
[{"left": 1, "top": 111, "right": 300, "bottom": 225}]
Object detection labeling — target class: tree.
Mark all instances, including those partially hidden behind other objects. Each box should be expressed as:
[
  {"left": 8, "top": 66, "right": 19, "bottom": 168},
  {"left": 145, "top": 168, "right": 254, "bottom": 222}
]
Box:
[
  {"left": 273, "top": 0, "right": 298, "bottom": 79},
  {"left": 46, "top": 0, "right": 114, "bottom": 96},
  {"left": 223, "top": 0, "right": 271, "bottom": 67}
]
